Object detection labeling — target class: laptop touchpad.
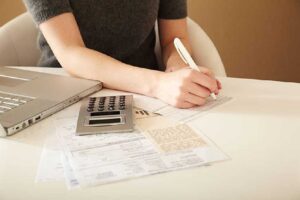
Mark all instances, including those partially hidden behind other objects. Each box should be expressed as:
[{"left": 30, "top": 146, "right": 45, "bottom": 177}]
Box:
[{"left": 0, "top": 76, "right": 29, "bottom": 87}]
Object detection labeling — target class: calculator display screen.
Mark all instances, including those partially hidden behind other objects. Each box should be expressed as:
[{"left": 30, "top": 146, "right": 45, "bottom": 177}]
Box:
[
  {"left": 91, "top": 111, "right": 121, "bottom": 116},
  {"left": 88, "top": 118, "right": 121, "bottom": 125}
]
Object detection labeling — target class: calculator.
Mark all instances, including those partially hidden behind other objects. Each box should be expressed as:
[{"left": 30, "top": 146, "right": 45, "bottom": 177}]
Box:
[{"left": 76, "top": 95, "right": 134, "bottom": 136}]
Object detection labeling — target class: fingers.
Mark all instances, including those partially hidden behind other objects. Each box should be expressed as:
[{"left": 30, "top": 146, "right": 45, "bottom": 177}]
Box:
[
  {"left": 217, "top": 79, "right": 222, "bottom": 90},
  {"left": 195, "top": 67, "right": 222, "bottom": 91},
  {"left": 184, "top": 92, "right": 206, "bottom": 106},
  {"left": 159, "top": 67, "right": 222, "bottom": 109},
  {"left": 190, "top": 71, "right": 218, "bottom": 93},
  {"left": 214, "top": 79, "right": 222, "bottom": 95},
  {"left": 174, "top": 92, "right": 206, "bottom": 109},
  {"left": 173, "top": 88, "right": 207, "bottom": 108},
  {"left": 197, "top": 67, "right": 222, "bottom": 94},
  {"left": 187, "top": 82, "right": 211, "bottom": 98},
  {"left": 176, "top": 101, "right": 196, "bottom": 109},
  {"left": 198, "top": 67, "right": 215, "bottom": 78}
]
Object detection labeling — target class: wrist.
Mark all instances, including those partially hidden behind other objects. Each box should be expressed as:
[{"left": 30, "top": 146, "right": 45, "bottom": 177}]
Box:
[
  {"left": 147, "top": 70, "right": 163, "bottom": 98},
  {"left": 165, "top": 52, "right": 188, "bottom": 72}
]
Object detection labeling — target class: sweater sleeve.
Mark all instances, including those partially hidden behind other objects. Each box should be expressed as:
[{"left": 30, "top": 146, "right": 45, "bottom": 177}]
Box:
[
  {"left": 158, "top": 0, "right": 187, "bottom": 19},
  {"left": 22, "top": 0, "right": 73, "bottom": 25}
]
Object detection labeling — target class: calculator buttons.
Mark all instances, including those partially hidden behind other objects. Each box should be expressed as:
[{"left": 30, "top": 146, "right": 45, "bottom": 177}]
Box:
[
  {"left": 108, "top": 106, "right": 115, "bottom": 111},
  {"left": 88, "top": 104, "right": 94, "bottom": 107},
  {"left": 87, "top": 108, "right": 94, "bottom": 112}
]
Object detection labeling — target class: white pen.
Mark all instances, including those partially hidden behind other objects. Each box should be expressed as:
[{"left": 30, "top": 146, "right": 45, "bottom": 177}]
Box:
[{"left": 174, "top": 37, "right": 217, "bottom": 100}]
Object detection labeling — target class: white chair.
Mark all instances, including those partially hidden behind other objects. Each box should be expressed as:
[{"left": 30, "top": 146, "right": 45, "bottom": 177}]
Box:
[{"left": 0, "top": 12, "right": 226, "bottom": 77}]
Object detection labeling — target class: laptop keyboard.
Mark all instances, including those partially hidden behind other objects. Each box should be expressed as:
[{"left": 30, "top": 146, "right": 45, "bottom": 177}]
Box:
[{"left": 0, "top": 92, "right": 33, "bottom": 114}]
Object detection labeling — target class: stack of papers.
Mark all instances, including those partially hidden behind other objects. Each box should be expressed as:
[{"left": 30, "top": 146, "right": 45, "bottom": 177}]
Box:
[{"left": 36, "top": 94, "right": 232, "bottom": 188}]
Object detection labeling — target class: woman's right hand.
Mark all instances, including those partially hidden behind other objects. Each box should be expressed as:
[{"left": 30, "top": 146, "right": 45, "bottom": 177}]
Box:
[{"left": 154, "top": 67, "right": 219, "bottom": 109}]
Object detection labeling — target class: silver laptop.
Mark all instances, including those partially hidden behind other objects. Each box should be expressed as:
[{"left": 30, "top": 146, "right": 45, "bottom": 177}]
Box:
[{"left": 0, "top": 67, "right": 102, "bottom": 137}]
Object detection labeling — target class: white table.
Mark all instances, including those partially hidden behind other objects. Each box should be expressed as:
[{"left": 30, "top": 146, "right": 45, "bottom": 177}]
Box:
[{"left": 1, "top": 67, "right": 300, "bottom": 200}]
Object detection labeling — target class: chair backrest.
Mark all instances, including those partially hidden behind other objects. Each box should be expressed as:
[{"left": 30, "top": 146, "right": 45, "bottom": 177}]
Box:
[
  {"left": 0, "top": 13, "right": 40, "bottom": 66},
  {"left": 0, "top": 12, "right": 226, "bottom": 76},
  {"left": 186, "top": 18, "right": 226, "bottom": 77}
]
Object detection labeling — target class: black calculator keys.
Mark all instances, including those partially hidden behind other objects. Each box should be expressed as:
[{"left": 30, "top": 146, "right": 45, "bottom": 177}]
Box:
[{"left": 85, "top": 95, "right": 129, "bottom": 112}]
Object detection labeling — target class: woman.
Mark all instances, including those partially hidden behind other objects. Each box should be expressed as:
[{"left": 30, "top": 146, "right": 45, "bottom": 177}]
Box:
[{"left": 23, "top": 0, "right": 221, "bottom": 108}]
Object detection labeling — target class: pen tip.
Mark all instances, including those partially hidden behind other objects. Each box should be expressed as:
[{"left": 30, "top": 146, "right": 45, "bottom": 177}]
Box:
[{"left": 211, "top": 93, "right": 217, "bottom": 100}]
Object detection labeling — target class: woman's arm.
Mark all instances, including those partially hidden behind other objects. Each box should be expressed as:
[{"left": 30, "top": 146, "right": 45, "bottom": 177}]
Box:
[
  {"left": 158, "top": 18, "right": 191, "bottom": 72},
  {"left": 40, "top": 13, "right": 218, "bottom": 108},
  {"left": 40, "top": 13, "right": 160, "bottom": 96}
]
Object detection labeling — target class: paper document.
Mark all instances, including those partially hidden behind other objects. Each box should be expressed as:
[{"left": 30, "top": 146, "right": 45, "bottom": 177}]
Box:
[
  {"left": 61, "top": 153, "right": 80, "bottom": 189},
  {"left": 156, "top": 95, "right": 232, "bottom": 122},
  {"left": 134, "top": 94, "right": 232, "bottom": 123},
  {"left": 35, "top": 134, "right": 80, "bottom": 189},
  {"left": 134, "top": 94, "right": 167, "bottom": 113},
  {"left": 36, "top": 92, "right": 231, "bottom": 188},
  {"left": 35, "top": 136, "right": 65, "bottom": 182},
  {"left": 145, "top": 124, "right": 207, "bottom": 153},
  {"left": 134, "top": 107, "right": 161, "bottom": 120},
  {"left": 55, "top": 117, "right": 228, "bottom": 187}
]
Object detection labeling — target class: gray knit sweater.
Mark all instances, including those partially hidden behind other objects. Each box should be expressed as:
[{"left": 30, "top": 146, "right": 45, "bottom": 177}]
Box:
[{"left": 22, "top": 0, "right": 187, "bottom": 69}]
